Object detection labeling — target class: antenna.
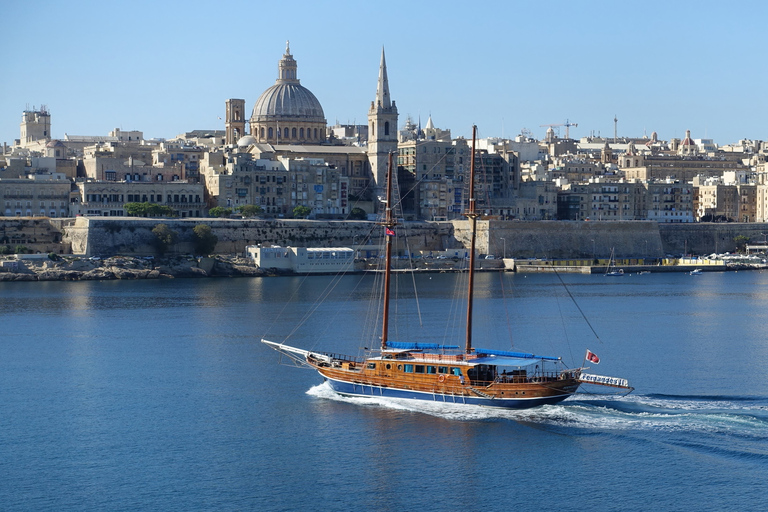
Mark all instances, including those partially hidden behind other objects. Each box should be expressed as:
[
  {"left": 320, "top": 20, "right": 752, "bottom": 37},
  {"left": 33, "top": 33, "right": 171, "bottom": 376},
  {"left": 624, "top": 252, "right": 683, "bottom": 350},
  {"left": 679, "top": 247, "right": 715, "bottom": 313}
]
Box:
[{"left": 613, "top": 115, "right": 618, "bottom": 143}]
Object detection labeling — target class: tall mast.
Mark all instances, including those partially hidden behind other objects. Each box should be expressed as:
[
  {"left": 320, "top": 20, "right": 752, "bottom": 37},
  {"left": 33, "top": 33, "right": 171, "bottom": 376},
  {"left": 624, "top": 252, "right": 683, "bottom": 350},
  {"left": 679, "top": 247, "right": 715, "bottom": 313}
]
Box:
[
  {"left": 465, "top": 126, "right": 479, "bottom": 354},
  {"left": 380, "top": 152, "right": 395, "bottom": 350}
]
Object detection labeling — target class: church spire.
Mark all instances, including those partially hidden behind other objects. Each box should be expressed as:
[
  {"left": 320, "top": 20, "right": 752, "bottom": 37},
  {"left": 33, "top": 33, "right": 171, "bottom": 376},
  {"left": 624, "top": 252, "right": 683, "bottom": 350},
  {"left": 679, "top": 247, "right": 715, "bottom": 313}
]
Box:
[{"left": 376, "top": 47, "right": 391, "bottom": 109}]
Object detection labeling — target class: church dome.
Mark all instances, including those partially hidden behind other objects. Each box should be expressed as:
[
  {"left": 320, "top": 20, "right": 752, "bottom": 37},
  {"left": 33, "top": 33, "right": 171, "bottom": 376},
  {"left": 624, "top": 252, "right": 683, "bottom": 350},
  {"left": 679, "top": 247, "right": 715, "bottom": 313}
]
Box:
[
  {"left": 251, "top": 83, "right": 325, "bottom": 123},
  {"left": 237, "top": 135, "right": 257, "bottom": 147},
  {"left": 249, "top": 42, "right": 327, "bottom": 145}
]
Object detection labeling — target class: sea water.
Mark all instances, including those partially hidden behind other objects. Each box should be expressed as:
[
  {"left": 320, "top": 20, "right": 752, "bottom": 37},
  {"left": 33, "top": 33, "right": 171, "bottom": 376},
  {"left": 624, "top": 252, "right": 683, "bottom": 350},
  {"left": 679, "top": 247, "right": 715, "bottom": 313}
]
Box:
[{"left": 1, "top": 272, "right": 767, "bottom": 511}]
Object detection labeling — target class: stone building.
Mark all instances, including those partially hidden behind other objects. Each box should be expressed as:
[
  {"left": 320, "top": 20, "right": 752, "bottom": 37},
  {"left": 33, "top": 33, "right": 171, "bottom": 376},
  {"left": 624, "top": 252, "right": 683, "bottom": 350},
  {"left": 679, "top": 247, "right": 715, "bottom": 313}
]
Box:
[
  {"left": 72, "top": 180, "right": 205, "bottom": 218},
  {"left": 693, "top": 176, "right": 756, "bottom": 222},
  {"left": 0, "top": 173, "right": 71, "bottom": 218},
  {"left": 398, "top": 137, "right": 469, "bottom": 220},
  {"left": 201, "top": 151, "right": 349, "bottom": 218},
  {"left": 557, "top": 179, "right": 693, "bottom": 222}
]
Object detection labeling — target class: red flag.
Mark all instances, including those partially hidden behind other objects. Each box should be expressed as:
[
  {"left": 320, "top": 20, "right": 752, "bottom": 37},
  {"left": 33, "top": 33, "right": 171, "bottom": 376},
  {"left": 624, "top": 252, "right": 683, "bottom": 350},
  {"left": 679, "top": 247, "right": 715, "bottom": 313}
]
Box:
[
  {"left": 586, "top": 350, "right": 600, "bottom": 364},
  {"left": 385, "top": 228, "right": 395, "bottom": 237}
]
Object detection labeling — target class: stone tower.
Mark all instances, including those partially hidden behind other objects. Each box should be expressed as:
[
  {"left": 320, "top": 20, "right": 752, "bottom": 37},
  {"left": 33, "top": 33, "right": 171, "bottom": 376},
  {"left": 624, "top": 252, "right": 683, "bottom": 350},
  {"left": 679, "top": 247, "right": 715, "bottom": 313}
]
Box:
[
  {"left": 225, "top": 98, "right": 246, "bottom": 145},
  {"left": 367, "top": 48, "right": 398, "bottom": 196},
  {"left": 20, "top": 105, "right": 51, "bottom": 147}
]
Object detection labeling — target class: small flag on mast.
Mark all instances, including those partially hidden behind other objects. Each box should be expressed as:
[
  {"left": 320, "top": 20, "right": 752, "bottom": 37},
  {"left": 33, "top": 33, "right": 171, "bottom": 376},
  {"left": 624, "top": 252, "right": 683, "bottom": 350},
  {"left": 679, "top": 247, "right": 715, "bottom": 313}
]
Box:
[
  {"left": 385, "top": 228, "right": 395, "bottom": 237},
  {"left": 585, "top": 350, "right": 600, "bottom": 364}
]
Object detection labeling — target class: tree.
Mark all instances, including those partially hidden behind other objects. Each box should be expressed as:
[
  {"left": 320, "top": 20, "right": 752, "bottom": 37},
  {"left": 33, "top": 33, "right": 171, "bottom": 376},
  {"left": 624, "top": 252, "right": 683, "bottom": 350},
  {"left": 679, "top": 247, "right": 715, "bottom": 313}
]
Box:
[
  {"left": 152, "top": 223, "right": 178, "bottom": 255},
  {"left": 192, "top": 224, "right": 218, "bottom": 255},
  {"left": 125, "top": 202, "right": 174, "bottom": 217},
  {"left": 209, "top": 206, "right": 233, "bottom": 218},
  {"left": 349, "top": 207, "right": 367, "bottom": 220},
  {"left": 734, "top": 235, "right": 750, "bottom": 253},
  {"left": 293, "top": 205, "right": 311, "bottom": 219},
  {"left": 237, "top": 204, "right": 263, "bottom": 218}
]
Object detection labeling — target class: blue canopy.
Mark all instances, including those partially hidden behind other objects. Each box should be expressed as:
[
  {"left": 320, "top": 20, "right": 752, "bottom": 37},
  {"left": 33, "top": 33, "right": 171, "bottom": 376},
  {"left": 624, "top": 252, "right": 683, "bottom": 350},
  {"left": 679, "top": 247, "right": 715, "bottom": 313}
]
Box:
[
  {"left": 471, "top": 356, "right": 547, "bottom": 366},
  {"left": 385, "top": 342, "right": 460, "bottom": 351},
  {"left": 474, "top": 347, "right": 560, "bottom": 362}
]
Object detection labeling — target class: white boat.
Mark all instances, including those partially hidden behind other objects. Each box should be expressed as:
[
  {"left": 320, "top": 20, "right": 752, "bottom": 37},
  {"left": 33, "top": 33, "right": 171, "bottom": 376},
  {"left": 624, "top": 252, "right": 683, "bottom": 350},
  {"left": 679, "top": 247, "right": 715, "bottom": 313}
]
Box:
[{"left": 605, "top": 248, "right": 624, "bottom": 276}]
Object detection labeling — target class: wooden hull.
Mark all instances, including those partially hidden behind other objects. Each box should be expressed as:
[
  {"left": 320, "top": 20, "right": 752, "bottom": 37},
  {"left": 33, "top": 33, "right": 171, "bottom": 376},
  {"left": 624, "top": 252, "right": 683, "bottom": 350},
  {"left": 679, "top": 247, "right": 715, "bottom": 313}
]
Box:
[{"left": 315, "top": 365, "right": 580, "bottom": 409}]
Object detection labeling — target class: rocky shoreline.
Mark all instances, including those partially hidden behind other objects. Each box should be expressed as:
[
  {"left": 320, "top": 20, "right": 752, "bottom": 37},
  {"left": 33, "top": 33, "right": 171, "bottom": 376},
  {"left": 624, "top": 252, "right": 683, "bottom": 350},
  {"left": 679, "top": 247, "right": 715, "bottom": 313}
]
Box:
[{"left": 0, "top": 255, "right": 265, "bottom": 282}]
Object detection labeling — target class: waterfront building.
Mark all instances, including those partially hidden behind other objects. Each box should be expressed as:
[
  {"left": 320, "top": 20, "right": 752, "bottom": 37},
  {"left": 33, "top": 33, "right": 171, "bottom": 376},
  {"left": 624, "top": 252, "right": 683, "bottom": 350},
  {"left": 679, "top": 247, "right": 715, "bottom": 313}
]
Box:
[
  {"left": 513, "top": 180, "right": 557, "bottom": 220},
  {"left": 246, "top": 245, "right": 354, "bottom": 273},
  {"left": 645, "top": 180, "right": 695, "bottom": 223},
  {"left": 201, "top": 151, "right": 349, "bottom": 218},
  {"left": 72, "top": 180, "right": 205, "bottom": 218},
  {"left": 398, "top": 136, "right": 468, "bottom": 220},
  {"left": 693, "top": 175, "right": 756, "bottom": 222},
  {"left": 557, "top": 179, "right": 693, "bottom": 222},
  {"left": 0, "top": 173, "right": 71, "bottom": 218}
]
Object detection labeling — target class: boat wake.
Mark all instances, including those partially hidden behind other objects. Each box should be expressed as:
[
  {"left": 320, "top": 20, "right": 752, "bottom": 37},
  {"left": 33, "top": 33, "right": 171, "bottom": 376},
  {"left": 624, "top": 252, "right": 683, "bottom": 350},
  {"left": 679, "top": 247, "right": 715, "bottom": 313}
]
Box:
[{"left": 307, "top": 383, "right": 768, "bottom": 438}]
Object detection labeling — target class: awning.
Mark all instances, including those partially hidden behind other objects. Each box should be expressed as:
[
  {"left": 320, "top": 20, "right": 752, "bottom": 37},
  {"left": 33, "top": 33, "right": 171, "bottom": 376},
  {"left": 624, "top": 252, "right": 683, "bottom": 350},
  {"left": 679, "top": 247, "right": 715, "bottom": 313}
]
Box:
[{"left": 471, "top": 356, "right": 546, "bottom": 367}]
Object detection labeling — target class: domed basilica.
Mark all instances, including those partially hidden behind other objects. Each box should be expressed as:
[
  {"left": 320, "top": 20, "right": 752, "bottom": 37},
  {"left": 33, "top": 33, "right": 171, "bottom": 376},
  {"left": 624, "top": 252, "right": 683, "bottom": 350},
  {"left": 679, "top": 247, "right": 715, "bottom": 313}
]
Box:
[{"left": 229, "top": 42, "right": 327, "bottom": 146}]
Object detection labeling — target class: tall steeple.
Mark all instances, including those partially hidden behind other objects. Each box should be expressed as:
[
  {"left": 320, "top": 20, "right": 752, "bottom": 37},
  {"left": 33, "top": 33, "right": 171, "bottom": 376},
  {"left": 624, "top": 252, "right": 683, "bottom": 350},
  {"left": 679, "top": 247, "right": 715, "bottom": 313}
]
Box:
[
  {"left": 368, "top": 47, "right": 399, "bottom": 196},
  {"left": 375, "top": 48, "right": 391, "bottom": 109}
]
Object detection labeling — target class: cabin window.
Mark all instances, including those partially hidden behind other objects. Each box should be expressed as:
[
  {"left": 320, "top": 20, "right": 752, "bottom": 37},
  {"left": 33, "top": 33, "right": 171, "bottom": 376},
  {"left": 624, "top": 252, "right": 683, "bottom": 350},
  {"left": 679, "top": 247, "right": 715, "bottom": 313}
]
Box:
[
  {"left": 426, "top": 366, "right": 437, "bottom": 374},
  {"left": 438, "top": 366, "right": 448, "bottom": 374},
  {"left": 404, "top": 364, "right": 413, "bottom": 373},
  {"left": 451, "top": 367, "right": 462, "bottom": 376},
  {"left": 367, "top": 363, "right": 376, "bottom": 369},
  {"left": 397, "top": 364, "right": 403, "bottom": 371},
  {"left": 385, "top": 363, "right": 391, "bottom": 370},
  {"left": 414, "top": 365, "right": 425, "bottom": 374}
]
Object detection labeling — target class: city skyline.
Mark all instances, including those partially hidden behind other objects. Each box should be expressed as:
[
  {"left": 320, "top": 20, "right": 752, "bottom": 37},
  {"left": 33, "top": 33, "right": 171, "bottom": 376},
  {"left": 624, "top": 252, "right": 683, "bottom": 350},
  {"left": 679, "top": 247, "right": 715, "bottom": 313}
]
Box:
[{"left": 3, "top": 0, "right": 767, "bottom": 147}]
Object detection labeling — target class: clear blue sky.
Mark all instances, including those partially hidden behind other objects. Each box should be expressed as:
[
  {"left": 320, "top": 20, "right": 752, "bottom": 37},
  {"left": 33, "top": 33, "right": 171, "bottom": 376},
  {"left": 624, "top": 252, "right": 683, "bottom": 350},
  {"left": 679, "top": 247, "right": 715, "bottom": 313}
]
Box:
[{"left": 3, "top": 0, "right": 766, "bottom": 147}]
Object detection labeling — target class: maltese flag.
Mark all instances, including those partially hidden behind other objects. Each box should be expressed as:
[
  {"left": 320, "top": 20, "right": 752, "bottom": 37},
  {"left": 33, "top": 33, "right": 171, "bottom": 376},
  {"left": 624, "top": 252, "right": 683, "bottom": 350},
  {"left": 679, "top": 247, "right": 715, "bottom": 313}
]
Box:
[{"left": 586, "top": 350, "right": 600, "bottom": 364}]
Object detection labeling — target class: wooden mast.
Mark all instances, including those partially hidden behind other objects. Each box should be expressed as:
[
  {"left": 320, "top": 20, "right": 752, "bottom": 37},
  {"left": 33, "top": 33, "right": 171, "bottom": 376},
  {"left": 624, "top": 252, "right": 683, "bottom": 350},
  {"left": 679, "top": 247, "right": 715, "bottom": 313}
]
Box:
[
  {"left": 380, "top": 152, "right": 395, "bottom": 350},
  {"left": 465, "top": 126, "right": 478, "bottom": 354}
]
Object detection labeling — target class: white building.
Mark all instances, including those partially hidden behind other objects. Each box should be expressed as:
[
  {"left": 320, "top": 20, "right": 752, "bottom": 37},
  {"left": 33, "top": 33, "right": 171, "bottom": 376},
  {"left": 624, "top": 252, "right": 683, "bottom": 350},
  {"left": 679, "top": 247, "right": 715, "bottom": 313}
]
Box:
[{"left": 246, "top": 246, "right": 355, "bottom": 273}]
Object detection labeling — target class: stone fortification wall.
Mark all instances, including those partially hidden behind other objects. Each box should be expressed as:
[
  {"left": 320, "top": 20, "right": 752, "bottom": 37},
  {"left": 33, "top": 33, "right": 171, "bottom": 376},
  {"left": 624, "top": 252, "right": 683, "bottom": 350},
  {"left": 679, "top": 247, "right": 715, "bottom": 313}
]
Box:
[
  {"left": 658, "top": 223, "right": 765, "bottom": 256},
  {"left": 10, "top": 217, "right": 768, "bottom": 260},
  {"left": 76, "top": 217, "right": 452, "bottom": 256},
  {"left": 0, "top": 218, "right": 72, "bottom": 254},
  {"left": 452, "top": 220, "right": 665, "bottom": 260}
]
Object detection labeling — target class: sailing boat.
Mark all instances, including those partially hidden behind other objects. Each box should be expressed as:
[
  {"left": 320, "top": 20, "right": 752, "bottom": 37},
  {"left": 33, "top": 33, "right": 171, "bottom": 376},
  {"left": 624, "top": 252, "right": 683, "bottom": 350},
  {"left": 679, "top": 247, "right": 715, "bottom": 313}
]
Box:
[
  {"left": 605, "top": 248, "right": 624, "bottom": 276},
  {"left": 262, "top": 127, "right": 632, "bottom": 409}
]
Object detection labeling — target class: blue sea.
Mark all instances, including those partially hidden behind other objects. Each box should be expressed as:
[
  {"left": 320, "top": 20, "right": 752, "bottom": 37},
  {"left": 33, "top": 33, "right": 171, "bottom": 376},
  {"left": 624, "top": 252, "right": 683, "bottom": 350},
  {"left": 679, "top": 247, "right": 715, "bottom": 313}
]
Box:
[{"left": 1, "top": 271, "right": 767, "bottom": 511}]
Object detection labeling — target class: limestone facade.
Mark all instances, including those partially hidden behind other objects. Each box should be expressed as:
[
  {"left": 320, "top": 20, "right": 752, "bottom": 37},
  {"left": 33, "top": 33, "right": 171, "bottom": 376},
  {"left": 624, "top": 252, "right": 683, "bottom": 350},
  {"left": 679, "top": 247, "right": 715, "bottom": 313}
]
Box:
[
  {"left": 0, "top": 174, "right": 71, "bottom": 218},
  {"left": 72, "top": 181, "right": 205, "bottom": 218}
]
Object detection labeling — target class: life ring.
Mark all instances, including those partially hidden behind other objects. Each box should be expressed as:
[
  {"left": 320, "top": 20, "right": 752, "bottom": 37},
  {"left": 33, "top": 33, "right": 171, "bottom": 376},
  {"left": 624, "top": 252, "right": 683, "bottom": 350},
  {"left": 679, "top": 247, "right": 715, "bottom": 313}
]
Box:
[{"left": 438, "top": 374, "right": 445, "bottom": 383}]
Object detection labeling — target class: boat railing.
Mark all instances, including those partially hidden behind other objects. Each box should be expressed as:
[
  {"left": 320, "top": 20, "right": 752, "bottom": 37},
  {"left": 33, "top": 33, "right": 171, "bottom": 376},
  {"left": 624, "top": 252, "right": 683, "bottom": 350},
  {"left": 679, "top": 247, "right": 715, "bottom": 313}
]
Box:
[
  {"left": 477, "top": 371, "right": 565, "bottom": 386},
  {"left": 322, "top": 352, "right": 364, "bottom": 364}
]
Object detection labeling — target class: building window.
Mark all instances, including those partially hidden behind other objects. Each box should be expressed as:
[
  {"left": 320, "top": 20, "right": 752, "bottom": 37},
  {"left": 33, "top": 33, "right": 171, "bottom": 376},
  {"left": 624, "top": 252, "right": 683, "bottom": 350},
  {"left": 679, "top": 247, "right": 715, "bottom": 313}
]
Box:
[
  {"left": 268, "top": 127, "right": 273, "bottom": 138},
  {"left": 384, "top": 121, "right": 390, "bottom": 136},
  {"left": 292, "top": 128, "right": 297, "bottom": 138},
  {"left": 284, "top": 128, "right": 289, "bottom": 139}
]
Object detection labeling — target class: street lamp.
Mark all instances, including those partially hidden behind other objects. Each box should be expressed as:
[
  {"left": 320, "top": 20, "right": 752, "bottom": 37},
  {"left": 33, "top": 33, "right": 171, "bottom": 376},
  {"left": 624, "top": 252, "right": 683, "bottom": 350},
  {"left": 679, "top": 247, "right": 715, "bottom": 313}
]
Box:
[
  {"left": 591, "top": 238, "right": 596, "bottom": 263},
  {"left": 500, "top": 237, "right": 506, "bottom": 259}
]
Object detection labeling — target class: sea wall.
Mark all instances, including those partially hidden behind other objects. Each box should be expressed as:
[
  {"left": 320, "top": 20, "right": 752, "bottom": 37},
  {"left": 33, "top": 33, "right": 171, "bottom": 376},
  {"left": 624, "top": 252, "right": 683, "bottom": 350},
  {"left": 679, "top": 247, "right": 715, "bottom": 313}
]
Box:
[
  {"left": 73, "top": 217, "right": 453, "bottom": 256},
  {"left": 4, "top": 217, "right": 766, "bottom": 259}
]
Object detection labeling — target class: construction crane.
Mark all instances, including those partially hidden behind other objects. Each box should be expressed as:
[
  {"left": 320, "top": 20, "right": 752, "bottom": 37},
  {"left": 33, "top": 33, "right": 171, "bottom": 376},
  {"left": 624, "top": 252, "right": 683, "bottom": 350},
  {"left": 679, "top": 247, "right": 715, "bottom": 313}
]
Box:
[{"left": 539, "top": 119, "right": 578, "bottom": 139}]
